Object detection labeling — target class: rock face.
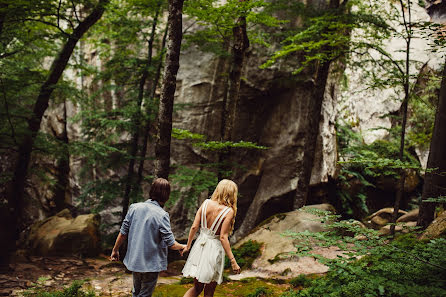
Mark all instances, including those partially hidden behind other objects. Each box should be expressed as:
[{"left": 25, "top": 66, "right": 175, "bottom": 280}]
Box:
[
  {"left": 27, "top": 209, "right": 101, "bottom": 256},
  {"left": 170, "top": 41, "right": 340, "bottom": 240},
  {"left": 232, "top": 204, "right": 343, "bottom": 278}
]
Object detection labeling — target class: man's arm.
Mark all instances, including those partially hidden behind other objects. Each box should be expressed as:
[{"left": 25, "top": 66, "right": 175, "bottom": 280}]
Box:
[
  {"left": 110, "top": 232, "right": 127, "bottom": 261},
  {"left": 110, "top": 205, "right": 133, "bottom": 261},
  {"left": 160, "top": 213, "right": 186, "bottom": 255}
]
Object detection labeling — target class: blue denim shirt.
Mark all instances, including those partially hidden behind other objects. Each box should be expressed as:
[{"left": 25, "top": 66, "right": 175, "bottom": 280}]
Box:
[{"left": 120, "top": 199, "right": 176, "bottom": 272}]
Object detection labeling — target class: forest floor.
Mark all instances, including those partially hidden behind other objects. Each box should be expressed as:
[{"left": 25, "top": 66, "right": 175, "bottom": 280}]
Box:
[{"left": 1, "top": 255, "right": 295, "bottom": 297}]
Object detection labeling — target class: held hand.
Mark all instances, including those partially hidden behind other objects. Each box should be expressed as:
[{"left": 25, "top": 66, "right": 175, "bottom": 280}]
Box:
[
  {"left": 110, "top": 249, "right": 119, "bottom": 261},
  {"left": 230, "top": 258, "right": 241, "bottom": 274},
  {"left": 179, "top": 245, "right": 189, "bottom": 257}
]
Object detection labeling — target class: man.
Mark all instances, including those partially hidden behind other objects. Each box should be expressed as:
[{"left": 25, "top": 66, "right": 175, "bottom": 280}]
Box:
[{"left": 111, "top": 178, "right": 185, "bottom": 297}]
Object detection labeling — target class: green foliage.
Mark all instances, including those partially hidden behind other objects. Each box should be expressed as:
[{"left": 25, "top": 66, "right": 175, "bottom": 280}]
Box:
[
  {"left": 407, "top": 72, "right": 440, "bottom": 149},
  {"left": 22, "top": 280, "right": 96, "bottom": 297},
  {"left": 184, "top": 0, "right": 282, "bottom": 55},
  {"left": 335, "top": 121, "right": 421, "bottom": 219},
  {"left": 245, "top": 286, "right": 272, "bottom": 297},
  {"left": 224, "top": 240, "right": 262, "bottom": 269},
  {"left": 289, "top": 274, "right": 312, "bottom": 289},
  {"left": 280, "top": 209, "right": 446, "bottom": 297},
  {"left": 172, "top": 128, "right": 268, "bottom": 151},
  {"left": 168, "top": 165, "right": 218, "bottom": 210}
]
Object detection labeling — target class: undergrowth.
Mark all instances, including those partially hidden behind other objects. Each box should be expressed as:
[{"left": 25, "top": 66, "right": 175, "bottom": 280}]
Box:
[
  {"left": 224, "top": 240, "right": 262, "bottom": 269},
  {"left": 281, "top": 209, "right": 446, "bottom": 297},
  {"left": 22, "top": 280, "right": 95, "bottom": 297}
]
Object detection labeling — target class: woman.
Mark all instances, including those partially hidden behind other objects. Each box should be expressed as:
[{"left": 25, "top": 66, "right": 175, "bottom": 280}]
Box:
[{"left": 182, "top": 179, "right": 241, "bottom": 297}]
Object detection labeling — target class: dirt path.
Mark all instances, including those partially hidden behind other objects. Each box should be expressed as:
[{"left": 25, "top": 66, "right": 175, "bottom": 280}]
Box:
[{"left": 1, "top": 255, "right": 181, "bottom": 296}]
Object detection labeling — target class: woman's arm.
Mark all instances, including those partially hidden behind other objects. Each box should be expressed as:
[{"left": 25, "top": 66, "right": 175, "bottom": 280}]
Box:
[
  {"left": 219, "top": 210, "right": 241, "bottom": 274},
  {"left": 184, "top": 202, "right": 203, "bottom": 252}
]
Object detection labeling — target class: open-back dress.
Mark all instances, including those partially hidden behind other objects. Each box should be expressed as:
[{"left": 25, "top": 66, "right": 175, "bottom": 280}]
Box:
[{"left": 182, "top": 199, "right": 231, "bottom": 284}]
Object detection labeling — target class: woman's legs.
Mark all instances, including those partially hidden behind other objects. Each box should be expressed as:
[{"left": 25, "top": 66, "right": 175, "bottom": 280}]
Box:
[
  {"left": 203, "top": 282, "right": 217, "bottom": 297},
  {"left": 183, "top": 279, "right": 204, "bottom": 297}
]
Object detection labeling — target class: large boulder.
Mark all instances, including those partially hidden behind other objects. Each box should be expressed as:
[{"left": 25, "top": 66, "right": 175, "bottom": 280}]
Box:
[
  {"left": 420, "top": 211, "right": 446, "bottom": 240},
  {"left": 27, "top": 209, "right": 101, "bottom": 256},
  {"left": 232, "top": 204, "right": 343, "bottom": 278}
]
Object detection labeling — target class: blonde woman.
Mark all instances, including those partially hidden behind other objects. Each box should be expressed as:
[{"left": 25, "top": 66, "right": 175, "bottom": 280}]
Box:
[{"left": 182, "top": 179, "right": 241, "bottom": 297}]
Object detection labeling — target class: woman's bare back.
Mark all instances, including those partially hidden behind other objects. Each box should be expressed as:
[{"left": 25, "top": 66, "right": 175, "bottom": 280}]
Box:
[{"left": 203, "top": 200, "right": 228, "bottom": 235}]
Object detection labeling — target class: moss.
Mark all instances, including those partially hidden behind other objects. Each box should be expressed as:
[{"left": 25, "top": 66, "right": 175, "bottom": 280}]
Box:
[{"left": 153, "top": 278, "right": 290, "bottom": 297}]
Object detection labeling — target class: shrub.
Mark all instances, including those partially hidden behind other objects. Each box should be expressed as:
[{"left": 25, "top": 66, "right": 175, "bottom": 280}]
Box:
[
  {"left": 224, "top": 240, "right": 262, "bottom": 269},
  {"left": 281, "top": 210, "right": 446, "bottom": 297},
  {"left": 289, "top": 274, "right": 312, "bottom": 288}
]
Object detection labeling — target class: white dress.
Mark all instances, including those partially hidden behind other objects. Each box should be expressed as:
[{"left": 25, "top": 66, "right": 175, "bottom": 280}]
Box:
[{"left": 182, "top": 199, "right": 231, "bottom": 284}]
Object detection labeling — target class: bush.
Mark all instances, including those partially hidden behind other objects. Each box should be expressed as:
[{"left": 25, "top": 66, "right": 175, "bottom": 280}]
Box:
[
  {"left": 281, "top": 211, "right": 446, "bottom": 297},
  {"left": 289, "top": 274, "right": 312, "bottom": 288},
  {"left": 224, "top": 240, "right": 262, "bottom": 269}
]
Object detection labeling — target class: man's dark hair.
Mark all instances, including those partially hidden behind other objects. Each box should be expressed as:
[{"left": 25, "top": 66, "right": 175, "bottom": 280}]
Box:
[{"left": 149, "top": 178, "right": 171, "bottom": 205}]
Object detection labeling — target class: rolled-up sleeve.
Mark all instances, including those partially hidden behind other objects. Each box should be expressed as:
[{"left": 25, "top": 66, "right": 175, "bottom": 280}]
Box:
[
  {"left": 159, "top": 213, "right": 175, "bottom": 247},
  {"left": 120, "top": 205, "right": 134, "bottom": 235}
]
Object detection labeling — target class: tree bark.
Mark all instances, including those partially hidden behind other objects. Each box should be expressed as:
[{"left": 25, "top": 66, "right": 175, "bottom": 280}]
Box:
[
  {"left": 223, "top": 16, "right": 249, "bottom": 142},
  {"left": 121, "top": 6, "right": 161, "bottom": 222},
  {"left": 5, "top": 0, "right": 108, "bottom": 261},
  {"left": 417, "top": 59, "right": 446, "bottom": 228},
  {"left": 154, "top": 0, "right": 184, "bottom": 179},
  {"left": 51, "top": 100, "right": 70, "bottom": 213},
  {"left": 293, "top": 61, "right": 331, "bottom": 209},
  {"left": 390, "top": 0, "right": 411, "bottom": 235},
  {"left": 217, "top": 16, "right": 249, "bottom": 180}
]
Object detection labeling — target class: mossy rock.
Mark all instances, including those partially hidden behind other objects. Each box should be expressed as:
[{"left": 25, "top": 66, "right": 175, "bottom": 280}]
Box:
[{"left": 27, "top": 209, "right": 101, "bottom": 257}]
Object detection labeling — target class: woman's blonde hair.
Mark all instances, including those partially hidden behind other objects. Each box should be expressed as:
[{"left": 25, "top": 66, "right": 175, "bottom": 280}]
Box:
[{"left": 210, "top": 179, "right": 238, "bottom": 234}]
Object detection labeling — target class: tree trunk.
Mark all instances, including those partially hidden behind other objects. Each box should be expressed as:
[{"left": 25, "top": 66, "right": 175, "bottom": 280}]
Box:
[
  {"left": 390, "top": 2, "right": 411, "bottom": 235},
  {"left": 137, "top": 23, "right": 169, "bottom": 187},
  {"left": 417, "top": 59, "right": 446, "bottom": 228},
  {"left": 121, "top": 6, "right": 161, "bottom": 222},
  {"left": 293, "top": 61, "right": 331, "bottom": 209},
  {"left": 5, "top": 0, "right": 108, "bottom": 263},
  {"left": 223, "top": 16, "right": 249, "bottom": 142},
  {"left": 154, "top": 0, "right": 184, "bottom": 179},
  {"left": 52, "top": 100, "right": 70, "bottom": 213},
  {"left": 218, "top": 16, "right": 249, "bottom": 180}
]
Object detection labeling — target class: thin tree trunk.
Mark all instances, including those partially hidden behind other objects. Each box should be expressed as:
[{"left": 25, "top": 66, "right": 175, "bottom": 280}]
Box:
[
  {"left": 293, "top": 61, "right": 331, "bottom": 209},
  {"left": 136, "top": 23, "right": 169, "bottom": 187},
  {"left": 391, "top": 0, "right": 411, "bottom": 236},
  {"left": 121, "top": 6, "right": 161, "bottom": 222},
  {"left": 52, "top": 100, "right": 70, "bottom": 213},
  {"left": 417, "top": 59, "right": 446, "bottom": 228},
  {"left": 223, "top": 16, "right": 249, "bottom": 142},
  {"left": 154, "top": 0, "right": 184, "bottom": 179},
  {"left": 218, "top": 16, "right": 249, "bottom": 180},
  {"left": 6, "top": 0, "right": 108, "bottom": 261}
]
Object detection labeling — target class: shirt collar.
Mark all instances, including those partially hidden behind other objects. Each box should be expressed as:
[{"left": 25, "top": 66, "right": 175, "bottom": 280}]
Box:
[{"left": 145, "top": 199, "right": 161, "bottom": 207}]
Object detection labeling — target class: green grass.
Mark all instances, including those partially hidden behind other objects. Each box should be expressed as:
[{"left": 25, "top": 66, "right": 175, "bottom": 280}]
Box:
[{"left": 152, "top": 277, "right": 289, "bottom": 297}]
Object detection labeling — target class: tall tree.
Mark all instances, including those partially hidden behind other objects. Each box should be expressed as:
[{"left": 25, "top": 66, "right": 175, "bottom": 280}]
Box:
[
  {"left": 121, "top": 1, "right": 163, "bottom": 222},
  {"left": 390, "top": 0, "right": 413, "bottom": 235},
  {"left": 154, "top": 0, "right": 185, "bottom": 179},
  {"left": 417, "top": 59, "right": 446, "bottom": 228},
  {"left": 5, "top": 0, "right": 108, "bottom": 262}
]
